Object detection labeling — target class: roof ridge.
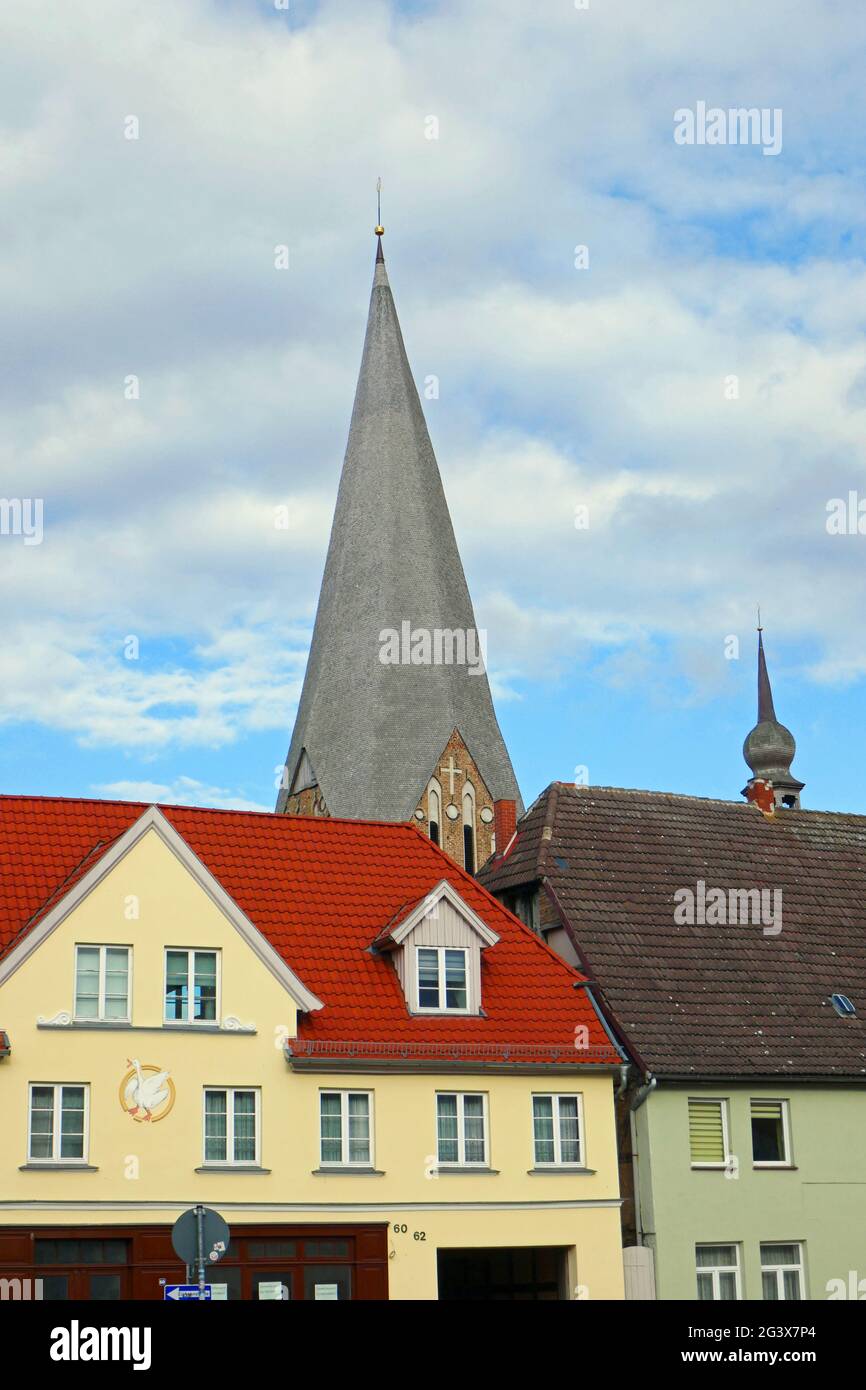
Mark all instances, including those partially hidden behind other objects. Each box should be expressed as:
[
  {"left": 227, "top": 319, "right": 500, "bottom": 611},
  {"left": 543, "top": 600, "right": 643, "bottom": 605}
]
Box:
[
  {"left": 0, "top": 795, "right": 433, "bottom": 833},
  {"left": 551, "top": 783, "right": 866, "bottom": 820}
]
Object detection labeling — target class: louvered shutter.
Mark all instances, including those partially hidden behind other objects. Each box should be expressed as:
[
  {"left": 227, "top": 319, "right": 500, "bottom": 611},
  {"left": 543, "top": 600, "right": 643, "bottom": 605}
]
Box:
[
  {"left": 750, "top": 1101, "right": 782, "bottom": 1121},
  {"left": 688, "top": 1100, "right": 726, "bottom": 1163}
]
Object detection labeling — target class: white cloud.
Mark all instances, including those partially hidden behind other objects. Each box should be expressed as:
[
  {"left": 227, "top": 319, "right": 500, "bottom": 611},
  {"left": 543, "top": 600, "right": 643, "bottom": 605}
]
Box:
[
  {"left": 1, "top": 0, "right": 865, "bottom": 763},
  {"left": 92, "top": 776, "right": 270, "bottom": 812}
]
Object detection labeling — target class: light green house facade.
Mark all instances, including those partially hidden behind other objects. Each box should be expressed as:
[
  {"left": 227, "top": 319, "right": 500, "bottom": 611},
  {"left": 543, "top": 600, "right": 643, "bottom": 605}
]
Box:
[{"left": 631, "top": 1082, "right": 866, "bottom": 1301}]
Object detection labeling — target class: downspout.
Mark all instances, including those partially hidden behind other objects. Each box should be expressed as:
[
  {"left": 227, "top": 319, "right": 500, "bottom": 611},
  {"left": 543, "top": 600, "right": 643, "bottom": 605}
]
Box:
[
  {"left": 628, "top": 1074, "right": 657, "bottom": 1249},
  {"left": 629, "top": 1074, "right": 657, "bottom": 1112}
]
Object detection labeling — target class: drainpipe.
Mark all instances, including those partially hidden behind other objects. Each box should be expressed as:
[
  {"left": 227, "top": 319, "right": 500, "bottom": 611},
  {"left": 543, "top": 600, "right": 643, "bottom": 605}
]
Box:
[
  {"left": 629, "top": 1073, "right": 656, "bottom": 1111},
  {"left": 616, "top": 1063, "right": 630, "bottom": 1097},
  {"left": 628, "top": 1074, "right": 656, "bottom": 1250}
]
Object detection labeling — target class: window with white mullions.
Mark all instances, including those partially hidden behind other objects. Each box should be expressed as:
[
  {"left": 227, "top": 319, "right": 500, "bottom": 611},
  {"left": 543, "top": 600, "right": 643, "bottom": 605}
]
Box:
[
  {"left": 695, "top": 1244, "right": 741, "bottom": 1301},
  {"left": 319, "top": 1091, "right": 372, "bottom": 1166},
  {"left": 164, "top": 948, "right": 218, "bottom": 1023},
  {"left": 28, "top": 1084, "right": 88, "bottom": 1163},
  {"left": 761, "top": 1243, "right": 804, "bottom": 1300},
  {"left": 416, "top": 946, "right": 468, "bottom": 1011},
  {"left": 436, "top": 1093, "right": 487, "bottom": 1165},
  {"left": 74, "top": 945, "right": 130, "bottom": 1021},
  {"left": 203, "top": 1088, "right": 259, "bottom": 1165},
  {"left": 532, "top": 1094, "right": 582, "bottom": 1166}
]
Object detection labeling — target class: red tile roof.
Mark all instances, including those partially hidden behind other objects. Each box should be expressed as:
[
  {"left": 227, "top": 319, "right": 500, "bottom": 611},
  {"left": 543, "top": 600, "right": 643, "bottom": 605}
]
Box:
[
  {"left": 0, "top": 795, "right": 619, "bottom": 1066},
  {"left": 479, "top": 783, "right": 866, "bottom": 1079}
]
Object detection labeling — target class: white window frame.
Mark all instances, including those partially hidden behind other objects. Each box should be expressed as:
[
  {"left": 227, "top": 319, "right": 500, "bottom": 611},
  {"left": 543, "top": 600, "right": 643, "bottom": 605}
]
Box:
[
  {"left": 760, "top": 1242, "right": 805, "bottom": 1300},
  {"left": 750, "top": 1098, "right": 792, "bottom": 1168},
  {"left": 415, "top": 945, "right": 470, "bottom": 1014},
  {"left": 73, "top": 944, "right": 132, "bottom": 1023},
  {"left": 436, "top": 1091, "right": 489, "bottom": 1167},
  {"left": 695, "top": 1243, "right": 742, "bottom": 1301},
  {"left": 688, "top": 1097, "right": 731, "bottom": 1169},
  {"left": 531, "top": 1092, "right": 584, "bottom": 1167},
  {"left": 202, "top": 1087, "right": 260, "bottom": 1167},
  {"left": 164, "top": 947, "right": 221, "bottom": 1025},
  {"left": 318, "top": 1090, "right": 374, "bottom": 1168},
  {"left": 27, "top": 1083, "right": 90, "bottom": 1165}
]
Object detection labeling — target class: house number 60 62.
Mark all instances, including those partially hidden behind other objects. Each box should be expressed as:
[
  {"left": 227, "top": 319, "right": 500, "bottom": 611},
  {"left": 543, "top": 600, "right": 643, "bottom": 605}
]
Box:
[{"left": 392, "top": 1224, "right": 426, "bottom": 1240}]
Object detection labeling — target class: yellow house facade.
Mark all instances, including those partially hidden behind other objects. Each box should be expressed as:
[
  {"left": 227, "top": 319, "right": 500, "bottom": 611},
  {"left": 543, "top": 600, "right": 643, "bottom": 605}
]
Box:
[{"left": 0, "top": 798, "right": 625, "bottom": 1301}]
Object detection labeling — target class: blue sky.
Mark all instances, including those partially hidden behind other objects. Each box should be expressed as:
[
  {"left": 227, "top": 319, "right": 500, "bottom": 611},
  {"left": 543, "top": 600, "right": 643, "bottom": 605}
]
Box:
[{"left": 2, "top": 0, "right": 866, "bottom": 815}]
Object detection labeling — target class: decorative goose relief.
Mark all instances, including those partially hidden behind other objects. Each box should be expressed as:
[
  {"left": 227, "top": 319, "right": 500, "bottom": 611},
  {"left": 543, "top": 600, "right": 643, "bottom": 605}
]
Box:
[{"left": 119, "top": 1059, "right": 175, "bottom": 1123}]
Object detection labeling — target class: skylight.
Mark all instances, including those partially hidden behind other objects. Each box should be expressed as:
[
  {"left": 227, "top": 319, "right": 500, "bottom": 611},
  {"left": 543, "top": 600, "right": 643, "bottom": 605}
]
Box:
[{"left": 830, "top": 993, "right": 856, "bottom": 1018}]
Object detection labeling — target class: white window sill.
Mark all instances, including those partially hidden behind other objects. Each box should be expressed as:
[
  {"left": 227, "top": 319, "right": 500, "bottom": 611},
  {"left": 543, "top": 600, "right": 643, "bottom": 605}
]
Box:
[
  {"left": 527, "top": 1166, "right": 595, "bottom": 1175},
  {"left": 20, "top": 1162, "right": 97, "bottom": 1171},
  {"left": 72, "top": 1018, "right": 131, "bottom": 1027},
  {"left": 434, "top": 1165, "right": 499, "bottom": 1175},
  {"left": 412, "top": 1010, "right": 475, "bottom": 1018},
  {"left": 195, "top": 1164, "right": 270, "bottom": 1174},
  {"left": 311, "top": 1166, "right": 384, "bottom": 1176}
]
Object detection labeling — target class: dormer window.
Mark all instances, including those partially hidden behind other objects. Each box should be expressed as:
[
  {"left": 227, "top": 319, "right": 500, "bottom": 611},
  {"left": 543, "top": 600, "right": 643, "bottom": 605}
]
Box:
[
  {"left": 372, "top": 880, "right": 499, "bottom": 1018},
  {"left": 417, "top": 947, "right": 468, "bottom": 1012}
]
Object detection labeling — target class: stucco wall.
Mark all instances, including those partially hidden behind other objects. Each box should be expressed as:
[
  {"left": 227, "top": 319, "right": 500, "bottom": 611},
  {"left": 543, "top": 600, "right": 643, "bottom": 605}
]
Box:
[
  {"left": 0, "top": 827, "right": 625, "bottom": 1300},
  {"left": 633, "top": 1082, "right": 866, "bottom": 1300}
]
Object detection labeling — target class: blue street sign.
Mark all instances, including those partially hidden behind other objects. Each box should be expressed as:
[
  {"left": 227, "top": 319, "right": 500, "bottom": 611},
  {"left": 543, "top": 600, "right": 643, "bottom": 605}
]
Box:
[{"left": 164, "top": 1284, "right": 212, "bottom": 1301}]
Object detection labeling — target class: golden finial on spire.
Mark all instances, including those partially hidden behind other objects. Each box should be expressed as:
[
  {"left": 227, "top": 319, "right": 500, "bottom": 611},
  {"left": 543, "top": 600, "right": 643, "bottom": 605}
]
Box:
[{"left": 375, "top": 177, "right": 384, "bottom": 237}]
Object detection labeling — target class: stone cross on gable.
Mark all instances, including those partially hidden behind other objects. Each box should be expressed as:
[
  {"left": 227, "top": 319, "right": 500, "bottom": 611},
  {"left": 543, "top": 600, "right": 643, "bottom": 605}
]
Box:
[{"left": 440, "top": 755, "right": 464, "bottom": 796}]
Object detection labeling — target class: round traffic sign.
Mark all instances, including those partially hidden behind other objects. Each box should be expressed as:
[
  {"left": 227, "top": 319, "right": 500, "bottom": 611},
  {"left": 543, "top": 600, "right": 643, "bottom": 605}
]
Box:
[{"left": 171, "top": 1206, "right": 230, "bottom": 1266}]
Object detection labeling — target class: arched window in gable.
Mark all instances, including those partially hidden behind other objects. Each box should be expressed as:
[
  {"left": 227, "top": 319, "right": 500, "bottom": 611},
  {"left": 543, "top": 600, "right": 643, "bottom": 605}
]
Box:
[
  {"left": 462, "top": 781, "right": 476, "bottom": 874},
  {"left": 427, "top": 777, "right": 442, "bottom": 847}
]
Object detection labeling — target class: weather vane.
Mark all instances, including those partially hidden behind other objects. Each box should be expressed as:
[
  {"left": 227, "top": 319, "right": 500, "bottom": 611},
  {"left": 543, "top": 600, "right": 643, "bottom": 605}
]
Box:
[
  {"left": 375, "top": 176, "right": 384, "bottom": 237},
  {"left": 757, "top": 604, "right": 762, "bottom": 632}
]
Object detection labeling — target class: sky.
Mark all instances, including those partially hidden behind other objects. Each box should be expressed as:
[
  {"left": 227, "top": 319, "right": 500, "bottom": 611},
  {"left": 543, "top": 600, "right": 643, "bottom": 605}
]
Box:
[{"left": 2, "top": 0, "right": 866, "bottom": 816}]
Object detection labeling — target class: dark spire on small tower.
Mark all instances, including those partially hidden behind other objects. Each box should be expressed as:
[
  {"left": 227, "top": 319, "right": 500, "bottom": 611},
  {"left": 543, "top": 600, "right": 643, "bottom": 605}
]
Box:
[{"left": 742, "top": 624, "right": 804, "bottom": 810}]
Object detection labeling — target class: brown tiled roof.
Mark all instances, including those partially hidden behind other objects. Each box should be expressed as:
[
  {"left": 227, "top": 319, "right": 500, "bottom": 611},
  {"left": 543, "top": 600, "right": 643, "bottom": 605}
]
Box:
[{"left": 478, "top": 783, "right": 866, "bottom": 1079}]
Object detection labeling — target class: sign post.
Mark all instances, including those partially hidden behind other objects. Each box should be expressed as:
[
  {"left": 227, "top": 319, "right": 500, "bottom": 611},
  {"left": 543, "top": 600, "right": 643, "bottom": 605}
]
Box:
[
  {"left": 171, "top": 1206, "right": 230, "bottom": 1302},
  {"left": 195, "top": 1204, "right": 206, "bottom": 1301}
]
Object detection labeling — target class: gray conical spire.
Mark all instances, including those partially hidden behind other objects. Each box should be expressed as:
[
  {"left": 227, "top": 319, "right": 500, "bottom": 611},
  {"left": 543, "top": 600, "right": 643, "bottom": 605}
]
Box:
[
  {"left": 277, "top": 238, "right": 522, "bottom": 821},
  {"left": 742, "top": 628, "right": 804, "bottom": 809}
]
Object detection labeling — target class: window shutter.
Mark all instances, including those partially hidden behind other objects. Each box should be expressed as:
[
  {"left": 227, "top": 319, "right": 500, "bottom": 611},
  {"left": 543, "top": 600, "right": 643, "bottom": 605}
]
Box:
[
  {"left": 688, "top": 1100, "right": 725, "bottom": 1163},
  {"left": 750, "top": 1101, "right": 782, "bottom": 1121}
]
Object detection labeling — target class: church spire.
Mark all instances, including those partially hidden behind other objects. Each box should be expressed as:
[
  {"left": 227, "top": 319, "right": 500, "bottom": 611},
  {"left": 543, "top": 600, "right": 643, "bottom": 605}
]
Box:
[
  {"left": 277, "top": 229, "right": 522, "bottom": 847},
  {"left": 742, "top": 626, "right": 804, "bottom": 810}
]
